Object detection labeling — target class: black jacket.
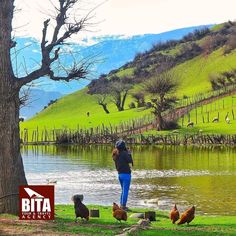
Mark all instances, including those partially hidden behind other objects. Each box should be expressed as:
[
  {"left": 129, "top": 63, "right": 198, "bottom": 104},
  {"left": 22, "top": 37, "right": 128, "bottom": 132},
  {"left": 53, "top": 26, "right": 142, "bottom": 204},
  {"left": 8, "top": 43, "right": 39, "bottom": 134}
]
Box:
[{"left": 114, "top": 150, "right": 133, "bottom": 174}]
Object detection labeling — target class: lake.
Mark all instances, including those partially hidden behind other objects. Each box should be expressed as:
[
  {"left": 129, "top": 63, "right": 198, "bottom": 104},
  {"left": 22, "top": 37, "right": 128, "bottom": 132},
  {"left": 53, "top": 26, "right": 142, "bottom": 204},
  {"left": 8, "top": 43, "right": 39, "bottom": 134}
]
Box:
[{"left": 21, "top": 145, "right": 236, "bottom": 215}]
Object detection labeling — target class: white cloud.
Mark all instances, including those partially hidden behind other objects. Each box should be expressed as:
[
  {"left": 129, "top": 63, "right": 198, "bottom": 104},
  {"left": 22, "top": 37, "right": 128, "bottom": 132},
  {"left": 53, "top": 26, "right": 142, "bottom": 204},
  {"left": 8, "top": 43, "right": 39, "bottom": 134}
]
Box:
[
  {"left": 32, "top": 49, "right": 40, "bottom": 53},
  {"left": 24, "top": 42, "right": 32, "bottom": 46},
  {"left": 14, "top": 0, "right": 236, "bottom": 42}
]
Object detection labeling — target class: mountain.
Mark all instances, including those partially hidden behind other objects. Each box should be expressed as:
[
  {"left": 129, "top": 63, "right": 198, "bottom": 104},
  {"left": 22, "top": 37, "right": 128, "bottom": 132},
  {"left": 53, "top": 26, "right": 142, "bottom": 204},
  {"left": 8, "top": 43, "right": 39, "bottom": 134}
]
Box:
[
  {"left": 17, "top": 25, "right": 211, "bottom": 117},
  {"left": 15, "top": 25, "right": 212, "bottom": 95},
  {"left": 20, "top": 89, "right": 62, "bottom": 119}
]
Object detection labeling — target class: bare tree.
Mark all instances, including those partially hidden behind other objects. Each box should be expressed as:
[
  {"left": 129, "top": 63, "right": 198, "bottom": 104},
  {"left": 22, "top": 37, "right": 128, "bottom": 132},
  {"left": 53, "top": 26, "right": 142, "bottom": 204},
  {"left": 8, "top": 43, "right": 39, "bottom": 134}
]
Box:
[
  {"left": 109, "top": 76, "right": 133, "bottom": 112},
  {"left": 0, "top": 0, "right": 94, "bottom": 214},
  {"left": 97, "top": 94, "right": 110, "bottom": 114},
  {"left": 87, "top": 78, "right": 110, "bottom": 114},
  {"left": 145, "top": 72, "right": 178, "bottom": 130},
  {"left": 132, "top": 92, "right": 145, "bottom": 107}
]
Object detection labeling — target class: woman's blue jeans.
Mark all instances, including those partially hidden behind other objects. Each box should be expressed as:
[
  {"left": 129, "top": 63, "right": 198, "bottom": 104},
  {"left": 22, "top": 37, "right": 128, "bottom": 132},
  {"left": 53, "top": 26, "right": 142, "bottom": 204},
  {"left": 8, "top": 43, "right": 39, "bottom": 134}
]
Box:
[{"left": 118, "top": 173, "right": 131, "bottom": 207}]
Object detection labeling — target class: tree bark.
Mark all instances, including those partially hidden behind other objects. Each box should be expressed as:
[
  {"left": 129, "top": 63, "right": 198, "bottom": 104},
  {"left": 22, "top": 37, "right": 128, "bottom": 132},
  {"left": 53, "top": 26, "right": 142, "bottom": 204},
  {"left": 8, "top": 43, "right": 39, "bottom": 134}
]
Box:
[
  {"left": 156, "top": 112, "right": 165, "bottom": 131},
  {"left": 99, "top": 103, "right": 110, "bottom": 114},
  {"left": 120, "top": 92, "right": 128, "bottom": 111},
  {"left": 0, "top": 0, "right": 28, "bottom": 214},
  {"left": 0, "top": 86, "right": 27, "bottom": 214}
]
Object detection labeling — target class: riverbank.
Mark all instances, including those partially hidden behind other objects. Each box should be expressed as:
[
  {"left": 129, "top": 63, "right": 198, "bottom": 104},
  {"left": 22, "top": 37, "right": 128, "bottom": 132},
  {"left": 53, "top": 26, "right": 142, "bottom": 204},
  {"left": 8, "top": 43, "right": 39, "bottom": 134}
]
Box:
[
  {"left": 1, "top": 205, "right": 236, "bottom": 235},
  {"left": 20, "top": 132, "right": 236, "bottom": 146}
]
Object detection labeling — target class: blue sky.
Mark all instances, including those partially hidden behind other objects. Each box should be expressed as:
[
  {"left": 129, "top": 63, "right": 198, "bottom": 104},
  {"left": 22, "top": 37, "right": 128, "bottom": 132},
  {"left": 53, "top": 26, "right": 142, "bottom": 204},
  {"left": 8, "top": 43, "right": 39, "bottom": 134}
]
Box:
[{"left": 14, "top": 0, "right": 236, "bottom": 43}]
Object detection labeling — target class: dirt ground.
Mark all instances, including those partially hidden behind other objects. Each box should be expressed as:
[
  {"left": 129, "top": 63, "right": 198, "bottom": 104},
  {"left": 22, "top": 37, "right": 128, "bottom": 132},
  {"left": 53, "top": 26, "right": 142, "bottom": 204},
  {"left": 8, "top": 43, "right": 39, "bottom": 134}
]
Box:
[{"left": 0, "top": 218, "right": 74, "bottom": 236}]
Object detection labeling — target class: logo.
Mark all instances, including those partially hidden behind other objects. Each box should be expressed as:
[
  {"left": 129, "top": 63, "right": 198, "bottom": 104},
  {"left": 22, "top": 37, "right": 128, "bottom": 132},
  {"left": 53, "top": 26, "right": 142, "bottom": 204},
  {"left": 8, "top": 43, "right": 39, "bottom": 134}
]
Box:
[{"left": 19, "top": 185, "right": 54, "bottom": 220}]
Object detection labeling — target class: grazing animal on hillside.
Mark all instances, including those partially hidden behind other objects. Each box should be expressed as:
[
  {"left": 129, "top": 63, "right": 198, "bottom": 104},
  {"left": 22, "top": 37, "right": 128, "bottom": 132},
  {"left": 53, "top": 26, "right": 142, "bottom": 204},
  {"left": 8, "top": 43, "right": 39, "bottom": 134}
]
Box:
[
  {"left": 112, "top": 202, "right": 127, "bottom": 222},
  {"left": 212, "top": 117, "right": 219, "bottom": 123},
  {"left": 187, "top": 122, "right": 194, "bottom": 127},
  {"left": 72, "top": 196, "right": 89, "bottom": 222},
  {"left": 178, "top": 206, "right": 195, "bottom": 225},
  {"left": 225, "top": 113, "right": 230, "bottom": 124},
  {"left": 170, "top": 204, "right": 180, "bottom": 224},
  {"left": 19, "top": 117, "right": 24, "bottom": 122}
]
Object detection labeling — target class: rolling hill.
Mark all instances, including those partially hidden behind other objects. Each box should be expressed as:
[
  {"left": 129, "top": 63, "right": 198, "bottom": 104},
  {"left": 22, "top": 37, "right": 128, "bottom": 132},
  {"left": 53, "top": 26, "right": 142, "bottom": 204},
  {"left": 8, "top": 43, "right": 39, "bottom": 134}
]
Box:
[
  {"left": 21, "top": 22, "right": 236, "bottom": 135},
  {"left": 19, "top": 26, "right": 207, "bottom": 118}
]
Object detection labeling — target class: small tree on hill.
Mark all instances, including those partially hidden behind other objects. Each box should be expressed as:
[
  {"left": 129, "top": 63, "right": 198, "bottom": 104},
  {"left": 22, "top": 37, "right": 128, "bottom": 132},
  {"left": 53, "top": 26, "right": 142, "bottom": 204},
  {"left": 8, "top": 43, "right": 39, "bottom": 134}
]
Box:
[
  {"left": 224, "top": 34, "right": 236, "bottom": 54},
  {"left": 109, "top": 76, "right": 133, "bottom": 112},
  {"left": 145, "top": 72, "right": 178, "bottom": 130},
  {"left": 87, "top": 78, "right": 110, "bottom": 114},
  {"left": 132, "top": 92, "right": 145, "bottom": 107}
]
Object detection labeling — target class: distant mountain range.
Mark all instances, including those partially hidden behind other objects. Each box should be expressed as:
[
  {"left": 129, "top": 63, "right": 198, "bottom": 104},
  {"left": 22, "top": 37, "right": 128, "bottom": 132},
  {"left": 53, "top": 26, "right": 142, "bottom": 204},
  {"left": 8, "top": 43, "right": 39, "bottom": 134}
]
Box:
[
  {"left": 20, "top": 89, "right": 62, "bottom": 119},
  {"left": 17, "top": 25, "right": 212, "bottom": 118}
]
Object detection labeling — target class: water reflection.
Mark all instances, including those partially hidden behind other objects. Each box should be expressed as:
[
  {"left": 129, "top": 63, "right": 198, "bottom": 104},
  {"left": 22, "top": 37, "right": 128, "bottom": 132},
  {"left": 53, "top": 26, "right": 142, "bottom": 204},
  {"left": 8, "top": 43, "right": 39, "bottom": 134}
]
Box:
[{"left": 21, "top": 145, "right": 236, "bottom": 215}]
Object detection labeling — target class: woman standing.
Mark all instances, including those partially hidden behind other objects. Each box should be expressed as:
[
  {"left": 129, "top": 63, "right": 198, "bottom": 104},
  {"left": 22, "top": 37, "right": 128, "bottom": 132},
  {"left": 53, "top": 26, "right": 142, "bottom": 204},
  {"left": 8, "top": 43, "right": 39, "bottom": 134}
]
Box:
[{"left": 112, "top": 140, "right": 133, "bottom": 211}]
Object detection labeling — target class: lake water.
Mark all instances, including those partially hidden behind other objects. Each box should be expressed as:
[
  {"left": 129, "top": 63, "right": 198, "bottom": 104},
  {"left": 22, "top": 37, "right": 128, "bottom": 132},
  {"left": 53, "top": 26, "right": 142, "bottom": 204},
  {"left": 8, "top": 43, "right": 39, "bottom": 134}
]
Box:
[{"left": 21, "top": 145, "right": 236, "bottom": 215}]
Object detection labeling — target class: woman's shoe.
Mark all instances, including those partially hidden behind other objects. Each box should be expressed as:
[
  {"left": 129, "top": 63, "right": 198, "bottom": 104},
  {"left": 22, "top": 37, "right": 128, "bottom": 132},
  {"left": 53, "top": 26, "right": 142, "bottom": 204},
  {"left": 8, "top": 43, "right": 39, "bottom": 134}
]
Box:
[{"left": 120, "top": 205, "right": 132, "bottom": 212}]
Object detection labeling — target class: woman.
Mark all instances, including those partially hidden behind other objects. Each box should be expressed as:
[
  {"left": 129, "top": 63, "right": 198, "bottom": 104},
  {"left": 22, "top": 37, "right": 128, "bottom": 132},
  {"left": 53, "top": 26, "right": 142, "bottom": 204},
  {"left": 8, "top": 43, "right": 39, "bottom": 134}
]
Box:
[{"left": 112, "top": 140, "right": 133, "bottom": 211}]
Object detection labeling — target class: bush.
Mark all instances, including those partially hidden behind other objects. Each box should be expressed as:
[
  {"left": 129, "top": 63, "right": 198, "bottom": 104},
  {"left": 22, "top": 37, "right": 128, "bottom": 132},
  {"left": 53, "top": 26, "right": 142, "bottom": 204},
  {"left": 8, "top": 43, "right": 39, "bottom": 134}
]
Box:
[
  {"left": 164, "top": 120, "right": 179, "bottom": 130},
  {"left": 145, "top": 102, "right": 152, "bottom": 108},
  {"left": 129, "top": 102, "right": 136, "bottom": 109}
]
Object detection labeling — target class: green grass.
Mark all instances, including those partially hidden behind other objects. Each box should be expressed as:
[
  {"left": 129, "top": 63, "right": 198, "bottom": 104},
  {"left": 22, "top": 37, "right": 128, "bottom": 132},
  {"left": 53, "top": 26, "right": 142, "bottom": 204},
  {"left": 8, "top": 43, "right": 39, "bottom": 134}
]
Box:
[
  {"left": 22, "top": 45, "right": 236, "bottom": 134},
  {"left": 144, "top": 94, "right": 236, "bottom": 135},
  {"left": 178, "top": 95, "right": 236, "bottom": 134},
  {"left": 1, "top": 205, "right": 236, "bottom": 235},
  {"left": 21, "top": 87, "right": 151, "bottom": 133},
  {"left": 211, "top": 23, "right": 225, "bottom": 31},
  {"left": 172, "top": 49, "right": 236, "bottom": 97},
  {"left": 115, "top": 67, "right": 134, "bottom": 77}
]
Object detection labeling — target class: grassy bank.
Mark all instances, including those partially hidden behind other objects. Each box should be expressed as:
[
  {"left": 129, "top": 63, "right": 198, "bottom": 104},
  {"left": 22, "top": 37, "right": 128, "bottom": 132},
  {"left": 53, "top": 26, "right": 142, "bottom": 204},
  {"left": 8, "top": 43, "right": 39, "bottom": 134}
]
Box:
[{"left": 1, "top": 205, "right": 236, "bottom": 235}]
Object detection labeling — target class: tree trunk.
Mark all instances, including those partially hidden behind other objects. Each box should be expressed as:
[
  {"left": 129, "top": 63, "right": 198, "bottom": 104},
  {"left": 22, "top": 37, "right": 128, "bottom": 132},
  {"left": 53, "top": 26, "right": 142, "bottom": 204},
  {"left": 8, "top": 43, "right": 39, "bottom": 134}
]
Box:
[
  {"left": 0, "top": 1, "right": 28, "bottom": 214},
  {"left": 117, "top": 105, "right": 124, "bottom": 111},
  {"left": 120, "top": 92, "right": 128, "bottom": 111},
  {"left": 156, "top": 112, "right": 165, "bottom": 131},
  {"left": 0, "top": 88, "right": 28, "bottom": 215},
  {"left": 99, "top": 103, "right": 110, "bottom": 114}
]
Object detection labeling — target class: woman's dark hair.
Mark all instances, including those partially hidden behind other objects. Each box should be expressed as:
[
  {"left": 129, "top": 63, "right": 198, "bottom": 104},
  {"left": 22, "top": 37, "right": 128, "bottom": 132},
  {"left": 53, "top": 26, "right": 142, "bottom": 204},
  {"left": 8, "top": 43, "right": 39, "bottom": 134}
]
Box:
[{"left": 115, "top": 140, "right": 126, "bottom": 151}]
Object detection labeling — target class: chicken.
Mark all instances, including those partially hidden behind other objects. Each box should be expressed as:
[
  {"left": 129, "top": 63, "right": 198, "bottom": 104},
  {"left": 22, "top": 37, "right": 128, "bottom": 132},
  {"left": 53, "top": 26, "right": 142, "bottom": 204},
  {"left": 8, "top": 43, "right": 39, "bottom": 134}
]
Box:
[
  {"left": 178, "top": 206, "right": 195, "bottom": 225},
  {"left": 170, "top": 204, "right": 180, "bottom": 224},
  {"left": 72, "top": 196, "right": 89, "bottom": 222},
  {"left": 112, "top": 202, "right": 127, "bottom": 222},
  {"left": 226, "top": 116, "right": 230, "bottom": 124}
]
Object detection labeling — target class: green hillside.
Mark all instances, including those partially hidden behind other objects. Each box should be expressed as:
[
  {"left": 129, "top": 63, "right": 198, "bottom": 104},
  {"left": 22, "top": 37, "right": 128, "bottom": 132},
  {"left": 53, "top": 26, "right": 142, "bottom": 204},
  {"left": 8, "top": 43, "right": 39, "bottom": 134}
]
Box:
[
  {"left": 21, "top": 87, "right": 152, "bottom": 131},
  {"left": 173, "top": 49, "right": 236, "bottom": 97},
  {"left": 180, "top": 95, "right": 236, "bottom": 134},
  {"left": 145, "top": 94, "right": 236, "bottom": 135},
  {"left": 21, "top": 22, "right": 236, "bottom": 135}
]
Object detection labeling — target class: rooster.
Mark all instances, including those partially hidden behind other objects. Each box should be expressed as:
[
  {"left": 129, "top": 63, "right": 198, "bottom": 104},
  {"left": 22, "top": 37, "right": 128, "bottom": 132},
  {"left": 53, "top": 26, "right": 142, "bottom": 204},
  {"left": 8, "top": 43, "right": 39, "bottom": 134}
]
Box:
[
  {"left": 178, "top": 206, "right": 195, "bottom": 225},
  {"left": 170, "top": 204, "right": 179, "bottom": 224},
  {"left": 72, "top": 196, "right": 89, "bottom": 222},
  {"left": 112, "top": 202, "right": 127, "bottom": 222}
]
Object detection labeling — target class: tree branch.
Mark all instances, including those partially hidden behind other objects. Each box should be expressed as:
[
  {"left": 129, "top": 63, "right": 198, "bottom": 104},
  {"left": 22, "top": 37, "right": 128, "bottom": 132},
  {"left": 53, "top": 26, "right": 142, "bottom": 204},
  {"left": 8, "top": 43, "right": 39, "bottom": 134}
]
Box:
[{"left": 16, "top": 0, "right": 92, "bottom": 88}]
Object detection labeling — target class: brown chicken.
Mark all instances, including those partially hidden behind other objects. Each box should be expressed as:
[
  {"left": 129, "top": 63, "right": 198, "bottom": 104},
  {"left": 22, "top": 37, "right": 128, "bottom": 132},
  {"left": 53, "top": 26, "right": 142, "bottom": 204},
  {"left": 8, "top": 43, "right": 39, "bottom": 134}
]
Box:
[
  {"left": 73, "top": 196, "right": 89, "bottom": 222},
  {"left": 112, "top": 202, "right": 127, "bottom": 222},
  {"left": 170, "top": 204, "right": 180, "bottom": 224},
  {"left": 178, "top": 206, "right": 195, "bottom": 225}
]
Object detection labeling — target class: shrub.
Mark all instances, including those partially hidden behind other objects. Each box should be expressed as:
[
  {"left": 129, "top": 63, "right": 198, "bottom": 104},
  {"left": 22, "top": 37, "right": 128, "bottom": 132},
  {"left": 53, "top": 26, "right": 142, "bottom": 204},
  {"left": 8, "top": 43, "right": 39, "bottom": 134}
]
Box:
[
  {"left": 129, "top": 102, "right": 136, "bottom": 109},
  {"left": 145, "top": 102, "right": 152, "bottom": 108},
  {"left": 164, "top": 120, "right": 179, "bottom": 130}
]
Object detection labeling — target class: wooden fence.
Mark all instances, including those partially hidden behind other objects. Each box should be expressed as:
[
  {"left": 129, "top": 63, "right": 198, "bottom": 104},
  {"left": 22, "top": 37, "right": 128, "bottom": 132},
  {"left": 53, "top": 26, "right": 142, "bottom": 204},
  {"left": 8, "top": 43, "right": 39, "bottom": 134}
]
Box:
[{"left": 20, "top": 128, "right": 236, "bottom": 146}]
